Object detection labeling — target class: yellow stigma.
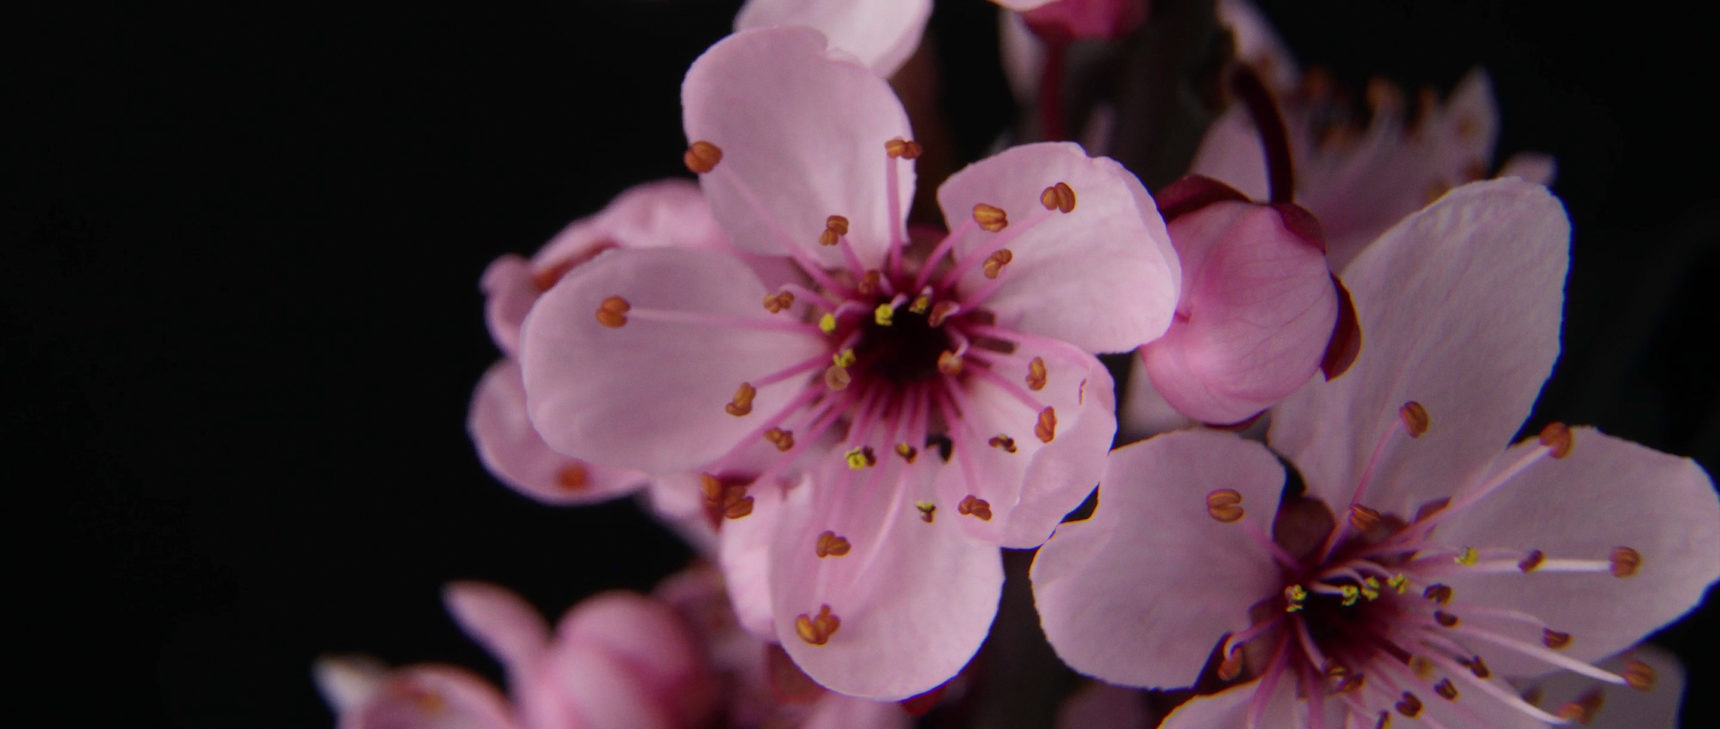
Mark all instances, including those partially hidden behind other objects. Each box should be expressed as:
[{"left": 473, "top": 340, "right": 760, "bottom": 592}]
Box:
[
  {"left": 1456, "top": 546, "right": 1479, "bottom": 566},
  {"left": 1284, "top": 584, "right": 1307, "bottom": 612},
  {"left": 909, "top": 295, "right": 930, "bottom": 314},
  {"left": 833, "top": 349, "right": 857, "bottom": 368},
  {"left": 1388, "top": 574, "right": 1410, "bottom": 594},
  {"left": 1340, "top": 585, "right": 1361, "bottom": 606},
  {"left": 818, "top": 313, "right": 837, "bottom": 334},
  {"left": 874, "top": 303, "right": 895, "bottom": 326}
]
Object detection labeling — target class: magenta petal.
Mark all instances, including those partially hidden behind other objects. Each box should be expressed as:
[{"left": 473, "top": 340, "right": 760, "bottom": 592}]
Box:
[
  {"left": 468, "top": 360, "right": 652, "bottom": 505},
  {"left": 733, "top": 0, "right": 931, "bottom": 77},
  {"left": 520, "top": 248, "right": 824, "bottom": 473},
  {"left": 770, "top": 473, "right": 1004, "bottom": 700},
  {"left": 1032, "top": 430, "right": 1286, "bottom": 688},
  {"left": 1435, "top": 429, "right": 1720, "bottom": 675},
  {"left": 1141, "top": 200, "right": 1336, "bottom": 424},
  {"left": 937, "top": 142, "right": 1179, "bottom": 353},
  {"left": 718, "top": 476, "right": 789, "bottom": 639},
  {"left": 442, "top": 581, "right": 550, "bottom": 675},
  {"left": 1269, "top": 179, "right": 1569, "bottom": 512},
  {"left": 683, "top": 27, "right": 914, "bottom": 270}
]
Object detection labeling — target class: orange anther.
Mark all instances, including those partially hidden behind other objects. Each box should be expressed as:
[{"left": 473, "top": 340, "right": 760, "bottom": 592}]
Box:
[
  {"left": 1623, "top": 659, "right": 1656, "bottom": 691},
  {"left": 982, "top": 249, "right": 1013, "bottom": 279},
  {"left": 825, "top": 215, "right": 849, "bottom": 236},
  {"left": 937, "top": 350, "right": 963, "bottom": 375},
  {"left": 555, "top": 462, "right": 590, "bottom": 491},
  {"left": 1348, "top": 504, "right": 1382, "bottom": 532},
  {"left": 1034, "top": 407, "right": 1057, "bottom": 443},
  {"left": 1433, "top": 679, "right": 1458, "bottom": 701},
  {"left": 595, "top": 296, "right": 631, "bottom": 328},
  {"left": 1216, "top": 651, "right": 1244, "bottom": 681},
  {"left": 1024, "top": 357, "right": 1047, "bottom": 391},
  {"left": 1206, "top": 489, "right": 1244, "bottom": 523},
  {"left": 763, "top": 291, "right": 795, "bottom": 313},
  {"left": 973, "top": 203, "right": 1008, "bottom": 232},
  {"left": 1395, "top": 692, "right": 1423, "bottom": 718},
  {"left": 1610, "top": 546, "right": 1642, "bottom": 577},
  {"left": 927, "top": 301, "right": 959, "bottom": 327},
  {"left": 1039, "top": 181, "right": 1076, "bottom": 213},
  {"left": 958, "top": 495, "right": 993, "bottom": 521},
  {"left": 794, "top": 605, "right": 841, "bottom": 646},
  {"left": 884, "top": 137, "right": 922, "bottom": 159},
  {"left": 1399, "top": 401, "right": 1429, "bottom": 437},
  {"left": 764, "top": 428, "right": 795, "bottom": 452},
  {"left": 701, "top": 474, "right": 755, "bottom": 523},
  {"left": 1542, "top": 629, "right": 1572, "bottom": 649},
  {"left": 1433, "top": 611, "right": 1459, "bottom": 627},
  {"left": 683, "top": 140, "right": 723, "bottom": 174},
  {"left": 815, "top": 530, "right": 851, "bottom": 558},
  {"left": 1517, "top": 549, "right": 1545, "bottom": 572},
  {"left": 1408, "top": 655, "right": 1435, "bottom": 679},
  {"left": 858, "top": 270, "right": 882, "bottom": 295},
  {"left": 987, "top": 435, "right": 1016, "bottom": 454},
  {"left": 725, "top": 383, "right": 757, "bottom": 416},
  {"left": 1422, "top": 584, "right": 1453, "bottom": 604},
  {"left": 1555, "top": 688, "right": 1605, "bottom": 723},
  {"left": 824, "top": 364, "right": 852, "bottom": 390},
  {"left": 1461, "top": 655, "right": 1490, "bottom": 679},
  {"left": 1539, "top": 422, "right": 1573, "bottom": 458}
]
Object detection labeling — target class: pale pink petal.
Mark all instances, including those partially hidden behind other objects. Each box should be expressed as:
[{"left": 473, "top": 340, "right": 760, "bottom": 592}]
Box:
[
  {"left": 1269, "top": 179, "right": 1569, "bottom": 513},
  {"left": 998, "top": 11, "right": 1044, "bottom": 106},
  {"left": 718, "top": 476, "right": 790, "bottom": 639},
  {"left": 559, "top": 179, "right": 727, "bottom": 259},
  {"left": 468, "top": 360, "right": 651, "bottom": 505},
  {"left": 802, "top": 693, "right": 913, "bottom": 729},
  {"left": 520, "top": 248, "right": 825, "bottom": 474},
  {"left": 683, "top": 27, "right": 914, "bottom": 270},
  {"left": 734, "top": 0, "right": 931, "bottom": 78},
  {"left": 937, "top": 142, "right": 1179, "bottom": 353},
  {"left": 1141, "top": 200, "right": 1336, "bottom": 424},
  {"left": 554, "top": 592, "right": 713, "bottom": 706},
  {"left": 1434, "top": 429, "right": 1720, "bottom": 675},
  {"left": 1517, "top": 645, "right": 1684, "bottom": 729},
  {"left": 519, "top": 641, "right": 680, "bottom": 729},
  {"left": 1032, "top": 430, "right": 1286, "bottom": 688},
  {"left": 934, "top": 349, "right": 1116, "bottom": 548},
  {"left": 332, "top": 664, "right": 521, "bottom": 729},
  {"left": 1054, "top": 682, "right": 1153, "bottom": 729},
  {"left": 770, "top": 471, "right": 1004, "bottom": 700},
  {"left": 481, "top": 255, "right": 538, "bottom": 357},
  {"left": 1156, "top": 681, "right": 1282, "bottom": 729},
  {"left": 442, "top": 581, "right": 550, "bottom": 675}
]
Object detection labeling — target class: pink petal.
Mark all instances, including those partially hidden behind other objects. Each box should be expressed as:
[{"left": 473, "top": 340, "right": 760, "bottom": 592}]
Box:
[
  {"left": 520, "top": 248, "right": 824, "bottom": 474},
  {"left": 1518, "top": 645, "right": 1684, "bottom": 729},
  {"left": 519, "top": 640, "right": 681, "bottom": 729},
  {"left": 934, "top": 349, "right": 1117, "bottom": 548},
  {"left": 1031, "top": 430, "right": 1286, "bottom": 688},
  {"left": 537, "top": 591, "right": 717, "bottom": 729},
  {"left": 769, "top": 471, "right": 1004, "bottom": 700},
  {"left": 1156, "top": 681, "right": 1283, "bottom": 729},
  {"left": 481, "top": 254, "right": 538, "bottom": 358},
  {"left": 1141, "top": 200, "right": 1336, "bottom": 424},
  {"left": 682, "top": 27, "right": 914, "bottom": 270},
  {"left": 1269, "top": 179, "right": 1569, "bottom": 514},
  {"left": 937, "top": 142, "right": 1180, "bottom": 353},
  {"left": 332, "top": 664, "right": 521, "bottom": 729},
  {"left": 733, "top": 0, "right": 931, "bottom": 78},
  {"left": 468, "top": 360, "right": 652, "bottom": 505},
  {"left": 1434, "top": 429, "right": 1720, "bottom": 675},
  {"left": 718, "top": 476, "right": 789, "bottom": 639},
  {"left": 442, "top": 581, "right": 550, "bottom": 675}
]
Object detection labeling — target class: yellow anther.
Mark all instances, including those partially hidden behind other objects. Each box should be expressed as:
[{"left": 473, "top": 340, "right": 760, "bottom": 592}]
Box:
[
  {"left": 958, "top": 495, "right": 993, "bottom": 521},
  {"left": 915, "top": 501, "right": 937, "bottom": 523},
  {"left": 833, "top": 349, "right": 857, "bottom": 368},
  {"left": 595, "top": 295, "right": 631, "bottom": 328},
  {"left": 683, "top": 140, "right": 723, "bottom": 174},
  {"left": 982, "top": 249, "right": 1013, "bottom": 279},
  {"left": 818, "top": 312, "right": 837, "bottom": 334},
  {"left": 894, "top": 442, "right": 918, "bottom": 463},
  {"left": 1399, "top": 401, "right": 1430, "bottom": 437},
  {"left": 1284, "top": 584, "right": 1307, "bottom": 612},
  {"left": 884, "top": 137, "right": 922, "bottom": 159},
  {"left": 1340, "top": 585, "right": 1361, "bottom": 606},
  {"left": 1610, "top": 546, "right": 1642, "bottom": 577},
  {"left": 725, "top": 383, "right": 756, "bottom": 417},
  {"left": 909, "top": 295, "right": 930, "bottom": 314},
  {"left": 815, "top": 530, "right": 851, "bottom": 558},
  {"left": 1539, "top": 421, "right": 1573, "bottom": 458},
  {"left": 874, "top": 303, "right": 895, "bottom": 326},
  {"left": 1408, "top": 655, "right": 1435, "bottom": 679},
  {"left": 1206, "top": 489, "right": 1244, "bottom": 523},
  {"left": 1039, "top": 181, "right": 1076, "bottom": 213},
  {"left": 1455, "top": 546, "right": 1479, "bottom": 566},
  {"left": 973, "top": 203, "right": 1008, "bottom": 232},
  {"left": 1034, "top": 407, "right": 1057, "bottom": 443},
  {"left": 1387, "top": 574, "right": 1409, "bottom": 594},
  {"left": 845, "top": 446, "right": 876, "bottom": 469},
  {"left": 1360, "top": 576, "right": 1381, "bottom": 601},
  {"left": 1026, "top": 357, "right": 1047, "bottom": 391}
]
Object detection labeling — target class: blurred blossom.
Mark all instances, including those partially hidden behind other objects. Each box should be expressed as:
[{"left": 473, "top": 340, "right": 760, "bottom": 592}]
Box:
[
  {"left": 1034, "top": 179, "right": 1720, "bottom": 728},
  {"left": 996, "top": 0, "right": 1149, "bottom": 42},
  {"left": 518, "top": 27, "right": 1178, "bottom": 699},
  {"left": 733, "top": 0, "right": 931, "bottom": 77}
]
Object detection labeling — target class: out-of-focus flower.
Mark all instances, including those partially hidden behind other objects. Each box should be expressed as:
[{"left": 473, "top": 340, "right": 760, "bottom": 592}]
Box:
[
  {"left": 1515, "top": 644, "right": 1686, "bottom": 728},
  {"left": 520, "top": 27, "right": 1179, "bottom": 699},
  {"left": 733, "top": 0, "right": 931, "bottom": 78},
  {"left": 1133, "top": 175, "right": 1347, "bottom": 426},
  {"left": 1034, "top": 179, "right": 1720, "bottom": 728},
  {"left": 997, "top": 0, "right": 1149, "bottom": 42}
]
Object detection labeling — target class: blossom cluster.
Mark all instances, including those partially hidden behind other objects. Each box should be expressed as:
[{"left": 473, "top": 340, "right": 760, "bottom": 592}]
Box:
[{"left": 326, "top": 2, "right": 1718, "bottom": 727}]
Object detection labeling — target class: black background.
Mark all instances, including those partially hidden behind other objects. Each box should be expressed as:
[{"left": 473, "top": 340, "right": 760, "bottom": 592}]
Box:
[{"left": 14, "top": 1, "right": 1716, "bottom": 726}]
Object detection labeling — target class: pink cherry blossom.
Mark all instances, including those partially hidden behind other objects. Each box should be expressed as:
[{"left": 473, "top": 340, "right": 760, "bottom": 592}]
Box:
[
  {"left": 520, "top": 26, "right": 1179, "bottom": 699},
  {"left": 1033, "top": 179, "right": 1720, "bottom": 728},
  {"left": 733, "top": 0, "right": 931, "bottom": 78}
]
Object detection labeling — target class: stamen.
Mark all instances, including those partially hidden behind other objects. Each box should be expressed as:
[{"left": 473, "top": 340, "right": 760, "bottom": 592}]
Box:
[
  {"left": 701, "top": 475, "right": 754, "bottom": 521},
  {"left": 833, "top": 349, "right": 857, "bottom": 368},
  {"left": 725, "top": 383, "right": 756, "bottom": 416},
  {"left": 819, "top": 215, "right": 850, "bottom": 246},
  {"left": 1623, "top": 659, "right": 1656, "bottom": 690},
  {"left": 1423, "top": 584, "right": 1454, "bottom": 604},
  {"left": 958, "top": 495, "right": 993, "bottom": 521},
  {"left": 1555, "top": 688, "right": 1605, "bottom": 724},
  {"left": 1455, "top": 546, "right": 1480, "bottom": 566},
  {"left": 1388, "top": 574, "right": 1410, "bottom": 593},
  {"left": 1408, "top": 655, "right": 1435, "bottom": 680},
  {"left": 1460, "top": 655, "right": 1490, "bottom": 679},
  {"left": 1206, "top": 489, "right": 1245, "bottom": 523},
  {"left": 987, "top": 435, "right": 1017, "bottom": 453},
  {"left": 1399, "top": 401, "right": 1430, "bottom": 437},
  {"left": 763, "top": 427, "right": 795, "bottom": 452},
  {"left": 1026, "top": 357, "right": 1048, "bottom": 390},
  {"left": 1433, "top": 679, "right": 1459, "bottom": 702},
  {"left": 1610, "top": 547, "right": 1642, "bottom": 577},
  {"left": 1394, "top": 692, "right": 1423, "bottom": 718},
  {"left": 824, "top": 365, "right": 851, "bottom": 390},
  {"left": 1349, "top": 504, "right": 1383, "bottom": 532},
  {"left": 857, "top": 270, "right": 884, "bottom": 295},
  {"left": 1284, "top": 584, "right": 1308, "bottom": 612},
  {"left": 794, "top": 605, "right": 841, "bottom": 646},
  {"left": 972, "top": 203, "right": 1009, "bottom": 232},
  {"left": 1539, "top": 421, "right": 1573, "bottom": 458},
  {"left": 815, "top": 530, "right": 851, "bottom": 558},
  {"left": 818, "top": 312, "right": 838, "bottom": 334},
  {"left": 844, "top": 446, "right": 876, "bottom": 469},
  {"left": 763, "top": 291, "right": 795, "bottom": 313},
  {"left": 982, "top": 249, "right": 1014, "bottom": 279},
  {"left": 1542, "top": 629, "right": 1572, "bottom": 649},
  {"left": 884, "top": 137, "right": 922, "bottom": 159},
  {"left": 683, "top": 140, "right": 722, "bottom": 174},
  {"left": 595, "top": 295, "right": 631, "bottom": 328},
  {"left": 895, "top": 443, "right": 918, "bottom": 463},
  {"left": 916, "top": 501, "right": 936, "bottom": 523},
  {"left": 1339, "top": 585, "right": 1361, "bottom": 606},
  {"left": 1432, "top": 611, "right": 1460, "bottom": 627},
  {"left": 874, "top": 303, "right": 895, "bottom": 326},
  {"left": 555, "top": 462, "right": 589, "bottom": 491},
  {"left": 927, "top": 301, "right": 960, "bottom": 327},
  {"left": 1039, "top": 182, "right": 1076, "bottom": 213},
  {"left": 1034, "top": 407, "right": 1057, "bottom": 443},
  {"left": 937, "top": 350, "right": 964, "bottom": 375},
  {"left": 909, "top": 294, "right": 930, "bottom": 314}
]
